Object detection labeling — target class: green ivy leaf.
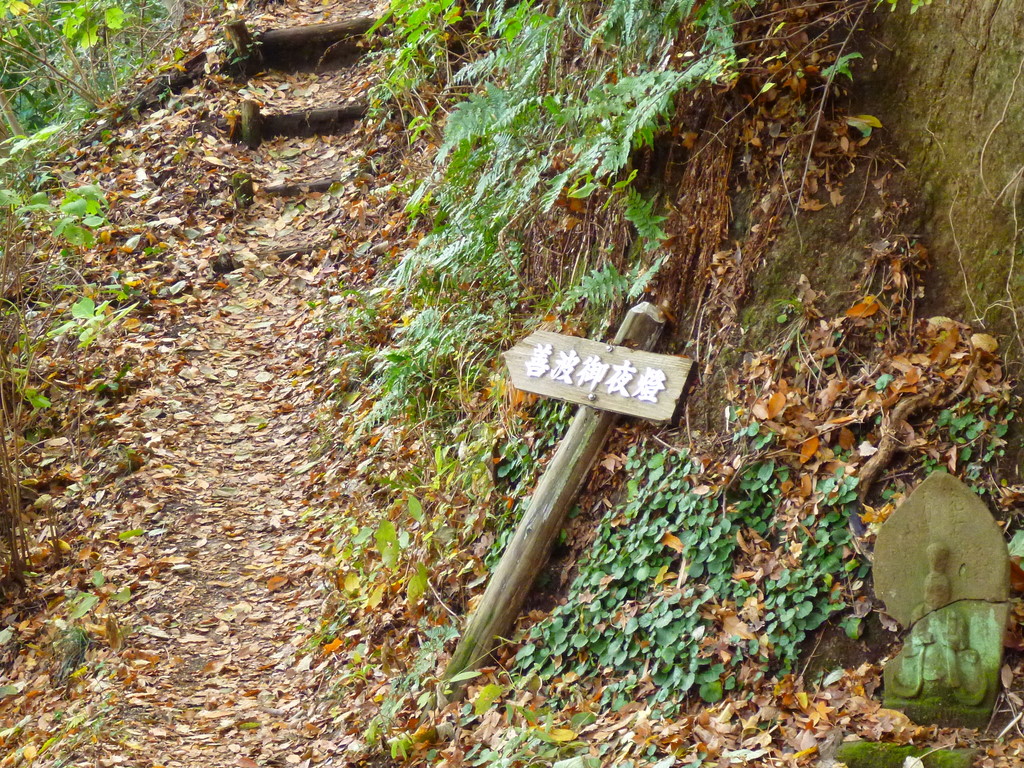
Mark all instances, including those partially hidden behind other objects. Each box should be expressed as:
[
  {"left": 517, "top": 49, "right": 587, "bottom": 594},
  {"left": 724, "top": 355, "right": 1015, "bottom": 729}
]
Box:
[{"left": 473, "top": 683, "right": 504, "bottom": 715}]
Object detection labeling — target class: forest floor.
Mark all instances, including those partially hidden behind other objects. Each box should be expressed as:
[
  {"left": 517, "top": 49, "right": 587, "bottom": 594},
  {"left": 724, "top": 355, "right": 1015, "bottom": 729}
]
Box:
[
  {"left": 5, "top": 1, "right": 1024, "bottom": 768},
  {"left": 0, "top": 0, "right": 396, "bottom": 764}
]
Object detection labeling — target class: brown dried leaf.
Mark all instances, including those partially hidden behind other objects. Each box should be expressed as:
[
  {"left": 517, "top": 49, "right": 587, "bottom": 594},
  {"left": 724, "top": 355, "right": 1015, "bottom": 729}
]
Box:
[
  {"left": 766, "top": 392, "right": 786, "bottom": 419},
  {"left": 799, "top": 435, "right": 820, "bottom": 464},
  {"left": 845, "top": 296, "right": 880, "bottom": 318}
]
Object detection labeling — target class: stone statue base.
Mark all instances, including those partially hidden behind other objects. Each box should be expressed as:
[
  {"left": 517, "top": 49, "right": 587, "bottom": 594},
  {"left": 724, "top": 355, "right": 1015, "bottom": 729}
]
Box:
[
  {"left": 835, "top": 741, "right": 977, "bottom": 768},
  {"left": 883, "top": 600, "right": 1009, "bottom": 729}
]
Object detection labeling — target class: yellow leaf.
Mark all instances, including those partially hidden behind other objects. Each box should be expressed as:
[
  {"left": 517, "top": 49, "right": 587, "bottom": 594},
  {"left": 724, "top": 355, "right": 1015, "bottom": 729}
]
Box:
[
  {"left": 23, "top": 745, "right": 37, "bottom": 760},
  {"left": 653, "top": 563, "right": 670, "bottom": 585},
  {"left": 366, "top": 584, "right": 385, "bottom": 608},
  {"left": 793, "top": 746, "right": 817, "bottom": 759},
  {"left": 971, "top": 333, "right": 998, "bottom": 353},
  {"left": 548, "top": 728, "right": 577, "bottom": 742},
  {"left": 473, "top": 683, "right": 505, "bottom": 715},
  {"left": 343, "top": 572, "right": 360, "bottom": 593},
  {"left": 796, "top": 691, "right": 809, "bottom": 709},
  {"left": 661, "top": 532, "right": 684, "bottom": 553},
  {"left": 850, "top": 114, "right": 882, "bottom": 128}
]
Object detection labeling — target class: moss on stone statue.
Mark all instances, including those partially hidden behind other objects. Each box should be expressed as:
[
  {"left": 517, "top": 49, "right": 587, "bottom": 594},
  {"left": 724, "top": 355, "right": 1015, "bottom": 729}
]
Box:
[
  {"left": 884, "top": 692, "right": 993, "bottom": 731},
  {"left": 835, "top": 741, "right": 977, "bottom": 768}
]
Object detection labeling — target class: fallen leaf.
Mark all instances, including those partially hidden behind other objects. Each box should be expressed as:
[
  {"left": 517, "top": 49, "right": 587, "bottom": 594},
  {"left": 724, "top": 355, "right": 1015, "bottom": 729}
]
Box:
[
  {"left": 548, "top": 728, "right": 577, "bottom": 742},
  {"left": 766, "top": 391, "right": 786, "bottom": 419},
  {"left": 971, "top": 333, "right": 998, "bottom": 353},
  {"left": 662, "top": 532, "right": 684, "bottom": 553},
  {"left": 857, "top": 441, "right": 878, "bottom": 457},
  {"left": 722, "top": 614, "right": 755, "bottom": 640},
  {"left": 846, "top": 296, "right": 880, "bottom": 318},
  {"left": 267, "top": 575, "right": 289, "bottom": 592},
  {"left": 799, "top": 435, "right": 819, "bottom": 464},
  {"left": 1011, "top": 558, "right": 1024, "bottom": 592}
]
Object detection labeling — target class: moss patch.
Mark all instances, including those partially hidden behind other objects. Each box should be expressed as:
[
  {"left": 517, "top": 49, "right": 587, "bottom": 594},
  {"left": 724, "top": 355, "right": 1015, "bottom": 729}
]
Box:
[{"left": 835, "top": 741, "right": 977, "bottom": 768}]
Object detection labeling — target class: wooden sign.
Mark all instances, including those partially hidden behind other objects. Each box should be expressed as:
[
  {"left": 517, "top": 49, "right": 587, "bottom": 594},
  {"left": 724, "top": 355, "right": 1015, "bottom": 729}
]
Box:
[
  {"left": 441, "top": 304, "right": 698, "bottom": 699},
  {"left": 504, "top": 330, "right": 691, "bottom": 422}
]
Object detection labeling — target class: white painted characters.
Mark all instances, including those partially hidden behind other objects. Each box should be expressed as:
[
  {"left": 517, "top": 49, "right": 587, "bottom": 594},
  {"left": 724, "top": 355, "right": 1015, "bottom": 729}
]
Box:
[
  {"left": 524, "top": 342, "right": 553, "bottom": 377},
  {"left": 631, "top": 367, "right": 667, "bottom": 403},
  {"left": 524, "top": 343, "right": 666, "bottom": 404},
  {"left": 575, "top": 355, "right": 611, "bottom": 392},
  {"left": 604, "top": 360, "right": 637, "bottom": 397},
  {"left": 549, "top": 349, "right": 582, "bottom": 384}
]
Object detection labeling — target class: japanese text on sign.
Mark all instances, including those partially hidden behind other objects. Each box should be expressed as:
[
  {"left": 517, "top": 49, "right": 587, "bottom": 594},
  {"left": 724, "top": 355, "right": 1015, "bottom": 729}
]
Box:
[
  {"left": 503, "top": 330, "right": 691, "bottom": 422},
  {"left": 524, "top": 343, "right": 667, "bottom": 403}
]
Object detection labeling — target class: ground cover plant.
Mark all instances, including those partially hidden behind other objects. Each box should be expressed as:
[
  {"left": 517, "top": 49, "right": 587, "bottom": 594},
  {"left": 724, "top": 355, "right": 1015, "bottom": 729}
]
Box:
[{"left": 311, "top": 0, "right": 1024, "bottom": 765}]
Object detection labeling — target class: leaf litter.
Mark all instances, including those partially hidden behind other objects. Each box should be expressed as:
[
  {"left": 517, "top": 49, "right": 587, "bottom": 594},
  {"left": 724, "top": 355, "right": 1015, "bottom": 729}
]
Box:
[{"left": 2, "top": 1, "right": 1024, "bottom": 767}]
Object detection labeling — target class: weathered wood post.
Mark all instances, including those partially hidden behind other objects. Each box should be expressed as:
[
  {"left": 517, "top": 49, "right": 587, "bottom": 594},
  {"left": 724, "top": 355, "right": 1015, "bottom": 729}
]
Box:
[
  {"left": 225, "top": 19, "right": 263, "bottom": 75},
  {"left": 238, "top": 100, "right": 262, "bottom": 149},
  {"left": 441, "top": 302, "right": 691, "bottom": 699}
]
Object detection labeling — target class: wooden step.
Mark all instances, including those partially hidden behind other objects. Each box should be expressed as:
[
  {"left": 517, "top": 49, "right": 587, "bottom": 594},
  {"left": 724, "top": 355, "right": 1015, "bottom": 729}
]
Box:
[
  {"left": 227, "top": 16, "right": 376, "bottom": 74},
  {"left": 229, "top": 100, "right": 365, "bottom": 148},
  {"left": 263, "top": 177, "right": 347, "bottom": 196}
]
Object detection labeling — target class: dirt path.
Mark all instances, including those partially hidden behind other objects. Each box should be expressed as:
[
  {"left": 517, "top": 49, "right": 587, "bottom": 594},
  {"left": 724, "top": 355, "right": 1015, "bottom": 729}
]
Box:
[
  {"left": 0, "top": 1, "right": 384, "bottom": 765},
  {"left": 85, "top": 279, "right": 337, "bottom": 767}
]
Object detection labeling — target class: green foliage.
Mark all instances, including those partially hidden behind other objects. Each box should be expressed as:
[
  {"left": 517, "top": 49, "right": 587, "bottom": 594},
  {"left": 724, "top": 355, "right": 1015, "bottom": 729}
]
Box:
[
  {"left": 1, "top": 182, "right": 108, "bottom": 248},
  {"left": 464, "top": 715, "right": 588, "bottom": 768},
  {"left": 0, "top": 0, "right": 172, "bottom": 147},
  {"left": 924, "top": 395, "right": 1013, "bottom": 489},
  {"left": 368, "top": 0, "right": 468, "bottom": 104},
  {"left": 361, "top": 0, "right": 745, "bottom": 429},
  {"left": 821, "top": 52, "right": 862, "bottom": 82},
  {"left": 367, "top": 293, "right": 518, "bottom": 426},
  {"left": 513, "top": 439, "right": 859, "bottom": 709},
  {"left": 623, "top": 189, "right": 668, "bottom": 249}
]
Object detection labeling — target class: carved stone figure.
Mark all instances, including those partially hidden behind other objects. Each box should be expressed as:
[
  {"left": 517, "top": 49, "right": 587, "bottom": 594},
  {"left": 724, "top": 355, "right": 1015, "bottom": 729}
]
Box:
[{"left": 874, "top": 473, "right": 1010, "bottom": 729}]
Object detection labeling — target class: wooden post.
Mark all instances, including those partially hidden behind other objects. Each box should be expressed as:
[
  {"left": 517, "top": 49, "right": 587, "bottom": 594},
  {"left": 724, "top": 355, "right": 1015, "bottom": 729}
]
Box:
[
  {"left": 225, "top": 19, "right": 263, "bottom": 75},
  {"left": 441, "top": 302, "right": 667, "bottom": 696},
  {"left": 239, "top": 100, "right": 262, "bottom": 149}
]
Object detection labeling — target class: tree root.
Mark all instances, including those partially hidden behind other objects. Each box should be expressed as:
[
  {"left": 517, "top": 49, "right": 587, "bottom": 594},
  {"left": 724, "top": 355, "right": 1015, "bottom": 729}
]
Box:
[{"left": 851, "top": 350, "right": 982, "bottom": 555}]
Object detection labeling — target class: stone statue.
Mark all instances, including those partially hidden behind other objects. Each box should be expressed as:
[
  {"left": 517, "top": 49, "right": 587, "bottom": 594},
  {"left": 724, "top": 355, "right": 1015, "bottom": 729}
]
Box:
[{"left": 873, "top": 472, "right": 1010, "bottom": 729}]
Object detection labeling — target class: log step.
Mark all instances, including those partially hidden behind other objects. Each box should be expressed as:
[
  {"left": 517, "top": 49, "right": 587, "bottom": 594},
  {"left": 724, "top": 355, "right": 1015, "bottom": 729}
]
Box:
[
  {"left": 125, "top": 15, "right": 377, "bottom": 119},
  {"left": 264, "top": 178, "right": 347, "bottom": 196},
  {"left": 227, "top": 16, "right": 376, "bottom": 73},
  {"left": 230, "top": 100, "right": 365, "bottom": 148}
]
